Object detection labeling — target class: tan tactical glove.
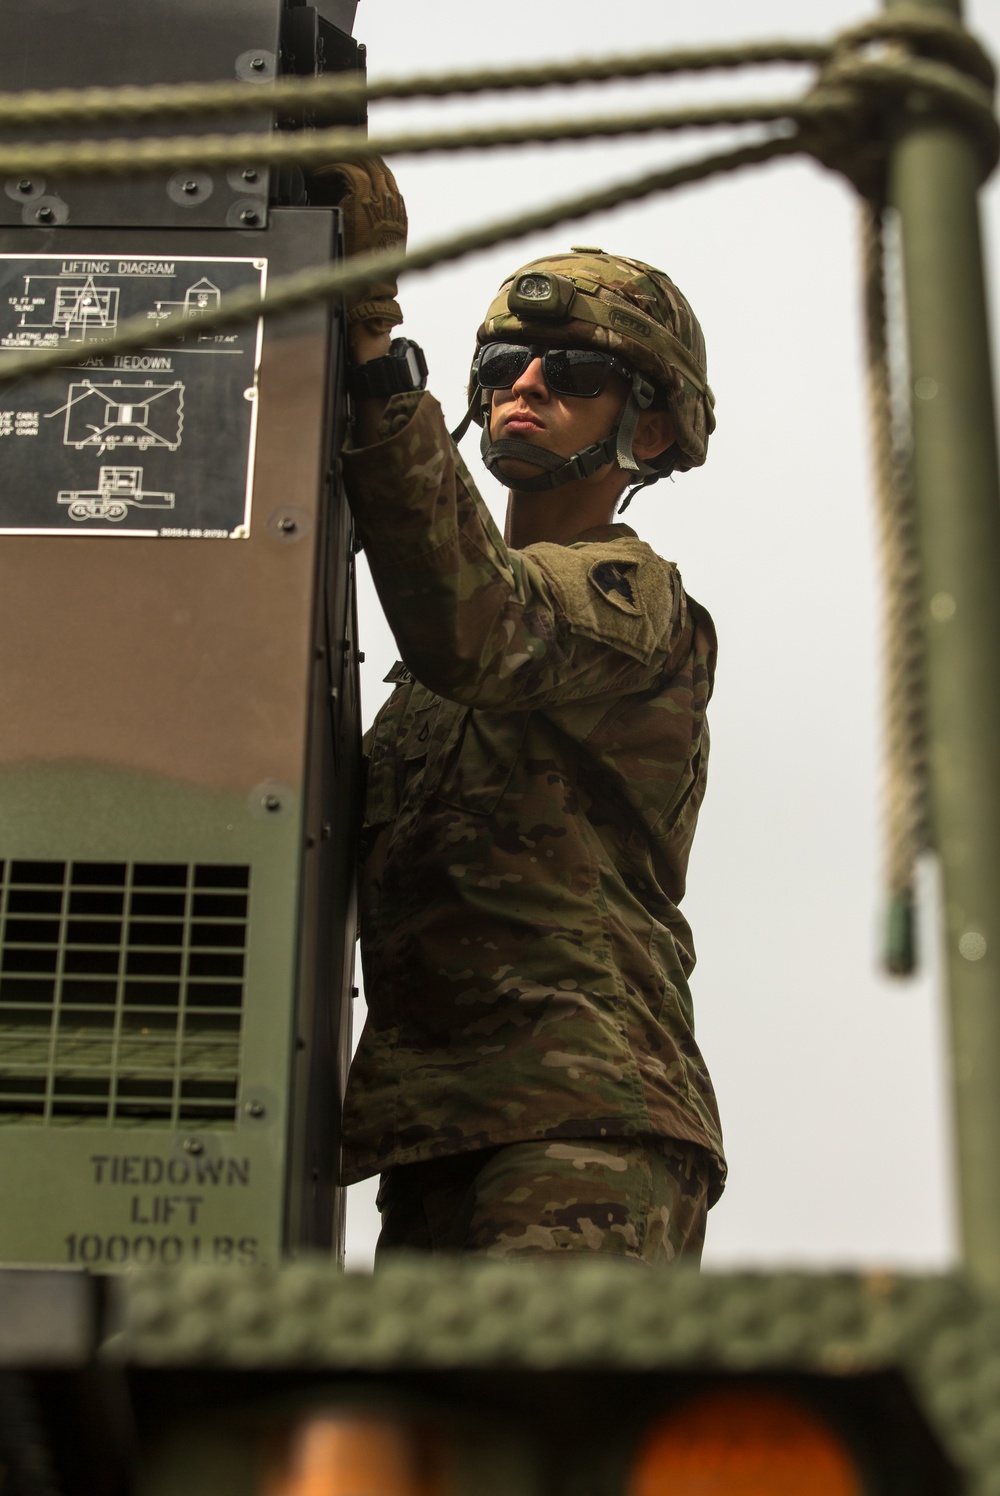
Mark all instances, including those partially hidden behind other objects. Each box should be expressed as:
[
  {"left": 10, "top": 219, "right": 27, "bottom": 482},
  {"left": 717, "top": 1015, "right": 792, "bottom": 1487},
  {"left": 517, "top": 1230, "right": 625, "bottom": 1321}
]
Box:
[{"left": 312, "top": 156, "right": 407, "bottom": 333}]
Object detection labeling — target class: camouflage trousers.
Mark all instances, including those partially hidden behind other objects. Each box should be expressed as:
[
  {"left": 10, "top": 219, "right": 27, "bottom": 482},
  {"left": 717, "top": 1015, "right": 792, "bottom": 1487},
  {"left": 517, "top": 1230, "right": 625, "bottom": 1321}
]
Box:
[{"left": 374, "top": 1137, "right": 710, "bottom": 1265}]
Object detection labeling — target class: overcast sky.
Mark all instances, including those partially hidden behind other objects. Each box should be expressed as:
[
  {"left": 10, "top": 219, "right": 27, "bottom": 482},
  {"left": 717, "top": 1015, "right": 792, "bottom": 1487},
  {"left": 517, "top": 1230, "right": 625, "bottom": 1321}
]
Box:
[{"left": 343, "top": 0, "right": 1000, "bottom": 1271}]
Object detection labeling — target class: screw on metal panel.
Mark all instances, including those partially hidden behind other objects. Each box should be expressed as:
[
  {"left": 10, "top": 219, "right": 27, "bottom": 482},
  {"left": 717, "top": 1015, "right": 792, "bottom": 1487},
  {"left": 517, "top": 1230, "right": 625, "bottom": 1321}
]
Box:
[
  {"left": 277, "top": 515, "right": 297, "bottom": 533},
  {"left": 250, "top": 56, "right": 266, "bottom": 70},
  {"left": 321, "top": 823, "right": 332, "bottom": 840},
  {"left": 240, "top": 208, "right": 259, "bottom": 225},
  {"left": 183, "top": 1137, "right": 204, "bottom": 1155},
  {"left": 246, "top": 1100, "right": 266, "bottom": 1118},
  {"left": 263, "top": 793, "right": 282, "bottom": 813},
  {"left": 182, "top": 180, "right": 199, "bottom": 195},
  {"left": 16, "top": 180, "right": 32, "bottom": 194},
  {"left": 35, "top": 206, "right": 53, "bottom": 223},
  {"left": 242, "top": 168, "right": 259, "bottom": 182}
]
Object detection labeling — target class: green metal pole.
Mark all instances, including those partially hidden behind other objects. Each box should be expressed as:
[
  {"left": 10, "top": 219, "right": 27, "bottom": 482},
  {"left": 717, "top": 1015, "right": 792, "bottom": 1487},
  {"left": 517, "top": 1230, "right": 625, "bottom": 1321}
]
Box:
[{"left": 885, "top": 0, "right": 1000, "bottom": 1288}]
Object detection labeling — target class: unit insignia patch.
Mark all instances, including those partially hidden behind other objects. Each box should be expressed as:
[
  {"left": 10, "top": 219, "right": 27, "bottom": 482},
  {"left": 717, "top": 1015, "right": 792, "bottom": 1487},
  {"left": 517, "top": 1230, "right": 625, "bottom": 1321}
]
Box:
[{"left": 589, "top": 559, "right": 641, "bottom": 614}]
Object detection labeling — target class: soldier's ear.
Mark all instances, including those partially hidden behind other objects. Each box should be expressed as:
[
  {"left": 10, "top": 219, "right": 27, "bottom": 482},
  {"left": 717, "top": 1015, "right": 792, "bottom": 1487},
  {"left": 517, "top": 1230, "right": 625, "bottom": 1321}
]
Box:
[{"left": 633, "top": 408, "right": 675, "bottom": 462}]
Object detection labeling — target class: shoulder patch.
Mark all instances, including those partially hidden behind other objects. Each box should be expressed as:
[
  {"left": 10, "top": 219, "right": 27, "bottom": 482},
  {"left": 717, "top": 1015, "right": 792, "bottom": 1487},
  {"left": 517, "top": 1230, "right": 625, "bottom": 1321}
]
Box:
[
  {"left": 384, "top": 660, "right": 414, "bottom": 686},
  {"left": 527, "top": 537, "right": 675, "bottom": 666},
  {"left": 589, "top": 558, "right": 641, "bottom": 615}
]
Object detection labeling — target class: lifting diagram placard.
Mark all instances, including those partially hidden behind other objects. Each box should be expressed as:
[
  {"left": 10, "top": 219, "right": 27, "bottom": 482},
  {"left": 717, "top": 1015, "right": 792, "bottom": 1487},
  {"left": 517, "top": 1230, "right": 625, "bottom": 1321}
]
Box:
[{"left": 0, "top": 253, "right": 267, "bottom": 537}]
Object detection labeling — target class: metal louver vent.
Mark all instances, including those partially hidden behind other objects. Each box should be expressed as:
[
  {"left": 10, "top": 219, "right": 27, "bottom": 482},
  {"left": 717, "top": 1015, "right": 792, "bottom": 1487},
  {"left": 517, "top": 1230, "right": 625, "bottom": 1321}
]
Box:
[{"left": 0, "top": 860, "right": 249, "bottom": 1127}]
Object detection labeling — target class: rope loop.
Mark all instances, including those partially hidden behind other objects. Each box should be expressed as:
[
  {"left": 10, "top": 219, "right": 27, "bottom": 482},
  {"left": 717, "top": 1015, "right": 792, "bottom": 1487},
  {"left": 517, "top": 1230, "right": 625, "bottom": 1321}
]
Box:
[
  {"left": 804, "top": 8, "right": 999, "bottom": 195},
  {"left": 839, "top": 9, "right": 996, "bottom": 91}
]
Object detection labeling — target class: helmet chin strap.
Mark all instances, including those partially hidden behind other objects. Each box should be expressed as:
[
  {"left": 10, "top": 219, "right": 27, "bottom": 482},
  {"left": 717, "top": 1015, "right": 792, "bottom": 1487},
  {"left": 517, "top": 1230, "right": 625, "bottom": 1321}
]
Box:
[
  {"left": 455, "top": 372, "right": 659, "bottom": 494},
  {"left": 483, "top": 429, "right": 619, "bottom": 492}
]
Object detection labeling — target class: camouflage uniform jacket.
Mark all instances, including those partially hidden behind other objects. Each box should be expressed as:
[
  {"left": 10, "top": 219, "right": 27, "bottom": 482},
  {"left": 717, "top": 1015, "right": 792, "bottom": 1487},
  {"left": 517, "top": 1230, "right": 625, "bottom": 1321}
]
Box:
[{"left": 341, "top": 390, "right": 725, "bottom": 1200}]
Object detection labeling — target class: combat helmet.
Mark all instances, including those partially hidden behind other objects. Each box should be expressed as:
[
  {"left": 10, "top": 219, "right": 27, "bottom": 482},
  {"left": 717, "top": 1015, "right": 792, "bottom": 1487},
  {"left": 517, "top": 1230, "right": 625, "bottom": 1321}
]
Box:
[{"left": 454, "top": 248, "right": 716, "bottom": 496}]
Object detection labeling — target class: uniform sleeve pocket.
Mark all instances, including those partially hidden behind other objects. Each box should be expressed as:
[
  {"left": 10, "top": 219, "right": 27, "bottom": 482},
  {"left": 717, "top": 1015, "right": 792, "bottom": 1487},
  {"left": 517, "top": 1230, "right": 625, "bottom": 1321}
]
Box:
[
  {"left": 436, "top": 706, "right": 530, "bottom": 815},
  {"left": 402, "top": 705, "right": 437, "bottom": 761}
]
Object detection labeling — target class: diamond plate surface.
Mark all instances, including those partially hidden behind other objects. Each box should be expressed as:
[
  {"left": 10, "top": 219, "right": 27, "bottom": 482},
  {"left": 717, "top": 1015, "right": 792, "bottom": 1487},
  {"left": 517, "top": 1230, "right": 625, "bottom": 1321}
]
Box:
[{"left": 101, "top": 1262, "right": 1000, "bottom": 1489}]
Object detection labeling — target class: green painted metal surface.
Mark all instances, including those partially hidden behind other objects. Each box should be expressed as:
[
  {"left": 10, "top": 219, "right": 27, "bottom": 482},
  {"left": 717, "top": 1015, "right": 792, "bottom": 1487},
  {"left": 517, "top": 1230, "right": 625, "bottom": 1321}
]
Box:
[
  {"left": 886, "top": 0, "right": 1000, "bottom": 1292},
  {"left": 0, "top": 767, "right": 298, "bottom": 1270}
]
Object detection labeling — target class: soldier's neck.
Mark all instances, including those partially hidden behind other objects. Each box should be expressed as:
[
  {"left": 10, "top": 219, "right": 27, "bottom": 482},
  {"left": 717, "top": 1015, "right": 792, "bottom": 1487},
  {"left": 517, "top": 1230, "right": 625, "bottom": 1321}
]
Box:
[{"left": 504, "top": 484, "right": 622, "bottom": 549}]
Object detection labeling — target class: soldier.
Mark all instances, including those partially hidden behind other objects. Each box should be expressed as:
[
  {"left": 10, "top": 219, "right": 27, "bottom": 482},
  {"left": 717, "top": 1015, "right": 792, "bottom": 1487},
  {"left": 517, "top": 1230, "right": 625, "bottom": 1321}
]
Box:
[{"left": 329, "top": 159, "right": 725, "bottom": 1263}]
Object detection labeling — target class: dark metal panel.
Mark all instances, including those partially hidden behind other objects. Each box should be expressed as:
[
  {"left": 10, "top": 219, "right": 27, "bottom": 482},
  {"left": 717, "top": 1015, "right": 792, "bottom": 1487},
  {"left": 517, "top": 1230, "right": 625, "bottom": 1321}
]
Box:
[
  {"left": 0, "top": 0, "right": 283, "bottom": 229},
  {"left": 315, "top": 0, "right": 358, "bottom": 32},
  {"left": 0, "top": 0, "right": 282, "bottom": 92}
]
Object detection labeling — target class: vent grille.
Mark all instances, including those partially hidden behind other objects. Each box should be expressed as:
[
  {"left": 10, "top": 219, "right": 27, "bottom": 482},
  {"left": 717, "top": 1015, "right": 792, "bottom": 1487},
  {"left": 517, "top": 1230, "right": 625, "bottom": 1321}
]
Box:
[{"left": 0, "top": 861, "right": 250, "bottom": 1128}]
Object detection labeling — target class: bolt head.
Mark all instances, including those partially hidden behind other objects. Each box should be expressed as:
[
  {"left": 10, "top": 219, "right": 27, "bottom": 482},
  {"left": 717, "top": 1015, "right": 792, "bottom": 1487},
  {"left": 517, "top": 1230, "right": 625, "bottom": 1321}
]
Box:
[
  {"left": 278, "top": 515, "right": 296, "bottom": 532},
  {"left": 183, "top": 1137, "right": 204, "bottom": 1155},
  {"left": 250, "top": 55, "right": 266, "bottom": 70},
  {"left": 246, "top": 1100, "right": 266, "bottom": 1118},
  {"left": 182, "top": 180, "right": 199, "bottom": 195},
  {"left": 16, "top": 179, "right": 32, "bottom": 194},
  {"left": 242, "top": 168, "right": 259, "bottom": 182},
  {"left": 35, "top": 206, "right": 53, "bottom": 223},
  {"left": 263, "top": 793, "right": 281, "bottom": 813},
  {"left": 240, "top": 208, "right": 259, "bottom": 225}
]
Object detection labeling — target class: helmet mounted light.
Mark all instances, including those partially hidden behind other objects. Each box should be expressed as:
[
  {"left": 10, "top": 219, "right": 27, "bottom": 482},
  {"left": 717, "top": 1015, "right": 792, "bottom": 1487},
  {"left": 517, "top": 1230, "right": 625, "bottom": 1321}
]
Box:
[{"left": 507, "top": 271, "right": 576, "bottom": 321}]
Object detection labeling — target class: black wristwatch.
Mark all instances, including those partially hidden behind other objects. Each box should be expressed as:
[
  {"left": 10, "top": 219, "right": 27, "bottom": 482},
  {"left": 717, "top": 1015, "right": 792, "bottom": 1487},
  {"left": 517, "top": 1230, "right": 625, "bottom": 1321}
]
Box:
[{"left": 349, "top": 337, "right": 429, "bottom": 399}]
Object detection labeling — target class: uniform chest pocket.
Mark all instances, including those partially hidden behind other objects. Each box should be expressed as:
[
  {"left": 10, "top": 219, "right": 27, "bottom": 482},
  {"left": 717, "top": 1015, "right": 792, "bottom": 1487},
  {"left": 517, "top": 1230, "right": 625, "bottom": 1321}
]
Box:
[
  {"left": 436, "top": 706, "right": 530, "bottom": 816},
  {"left": 366, "top": 691, "right": 456, "bottom": 828},
  {"left": 362, "top": 687, "right": 419, "bottom": 829}
]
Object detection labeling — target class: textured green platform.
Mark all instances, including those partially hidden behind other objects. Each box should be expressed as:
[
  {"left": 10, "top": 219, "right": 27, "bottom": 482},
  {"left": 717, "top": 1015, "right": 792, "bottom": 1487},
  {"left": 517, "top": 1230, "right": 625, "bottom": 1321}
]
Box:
[{"left": 95, "top": 1261, "right": 996, "bottom": 1491}]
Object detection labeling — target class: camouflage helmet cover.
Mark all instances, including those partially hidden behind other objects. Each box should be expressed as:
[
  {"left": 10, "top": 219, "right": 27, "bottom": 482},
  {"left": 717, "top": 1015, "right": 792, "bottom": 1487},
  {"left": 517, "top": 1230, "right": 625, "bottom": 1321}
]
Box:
[{"left": 473, "top": 248, "right": 716, "bottom": 472}]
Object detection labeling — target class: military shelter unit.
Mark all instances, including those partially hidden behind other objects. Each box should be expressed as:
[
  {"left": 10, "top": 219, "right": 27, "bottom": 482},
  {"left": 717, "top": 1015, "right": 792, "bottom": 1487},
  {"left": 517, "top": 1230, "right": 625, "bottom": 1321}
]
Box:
[{"left": 0, "top": 0, "right": 365, "bottom": 1268}]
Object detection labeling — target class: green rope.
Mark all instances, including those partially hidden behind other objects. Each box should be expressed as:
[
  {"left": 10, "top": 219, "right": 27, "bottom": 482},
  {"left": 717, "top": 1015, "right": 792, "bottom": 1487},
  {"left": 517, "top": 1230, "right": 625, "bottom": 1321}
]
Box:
[
  {"left": 839, "top": 8, "right": 995, "bottom": 90},
  {"left": 0, "top": 17, "right": 990, "bottom": 184},
  {"left": 822, "top": 51, "right": 998, "bottom": 171},
  {"left": 0, "top": 98, "right": 837, "bottom": 179},
  {"left": 0, "top": 42, "right": 835, "bottom": 128},
  {"left": 0, "top": 67, "right": 989, "bottom": 184},
  {"left": 0, "top": 8, "right": 985, "bottom": 128},
  {"left": 0, "top": 134, "right": 801, "bottom": 386}
]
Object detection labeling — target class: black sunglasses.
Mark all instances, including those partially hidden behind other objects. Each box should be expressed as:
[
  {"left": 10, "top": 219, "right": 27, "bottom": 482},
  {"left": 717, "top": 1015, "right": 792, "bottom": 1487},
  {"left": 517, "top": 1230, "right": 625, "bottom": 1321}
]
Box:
[{"left": 476, "top": 342, "right": 633, "bottom": 399}]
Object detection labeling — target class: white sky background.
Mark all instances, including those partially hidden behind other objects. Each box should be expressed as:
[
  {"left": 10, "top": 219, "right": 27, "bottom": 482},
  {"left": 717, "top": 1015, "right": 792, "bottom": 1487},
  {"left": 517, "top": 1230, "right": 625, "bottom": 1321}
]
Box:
[{"left": 343, "top": 0, "right": 1000, "bottom": 1270}]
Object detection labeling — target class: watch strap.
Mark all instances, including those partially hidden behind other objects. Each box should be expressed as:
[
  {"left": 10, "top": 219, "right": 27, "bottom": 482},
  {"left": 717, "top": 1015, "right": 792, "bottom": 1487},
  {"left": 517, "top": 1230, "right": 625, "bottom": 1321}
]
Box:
[{"left": 349, "top": 338, "right": 428, "bottom": 400}]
